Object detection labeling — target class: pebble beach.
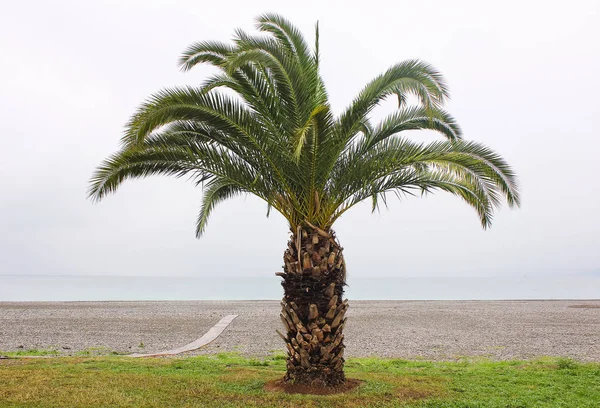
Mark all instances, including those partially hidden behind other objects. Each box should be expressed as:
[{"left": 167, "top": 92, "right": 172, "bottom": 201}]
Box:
[{"left": 1, "top": 300, "right": 598, "bottom": 361}]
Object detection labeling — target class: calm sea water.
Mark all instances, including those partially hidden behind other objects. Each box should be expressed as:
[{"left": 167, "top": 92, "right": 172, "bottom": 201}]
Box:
[{"left": 0, "top": 275, "right": 598, "bottom": 301}]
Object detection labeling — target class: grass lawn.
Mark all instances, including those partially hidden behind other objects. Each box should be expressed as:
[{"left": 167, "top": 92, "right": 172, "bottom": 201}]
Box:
[{"left": 0, "top": 353, "right": 598, "bottom": 407}]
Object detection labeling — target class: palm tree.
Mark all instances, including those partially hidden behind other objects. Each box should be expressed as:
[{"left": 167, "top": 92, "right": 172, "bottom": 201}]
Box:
[{"left": 89, "top": 14, "right": 520, "bottom": 387}]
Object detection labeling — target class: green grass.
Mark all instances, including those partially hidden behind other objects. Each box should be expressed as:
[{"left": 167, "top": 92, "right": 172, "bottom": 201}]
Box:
[
  {"left": 0, "top": 354, "right": 598, "bottom": 407},
  {"left": 0, "top": 347, "right": 126, "bottom": 357},
  {"left": 0, "top": 348, "right": 60, "bottom": 357}
]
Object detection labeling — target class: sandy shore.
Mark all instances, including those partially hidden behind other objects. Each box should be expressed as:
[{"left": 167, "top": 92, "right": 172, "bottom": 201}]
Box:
[{"left": 1, "top": 300, "right": 598, "bottom": 361}]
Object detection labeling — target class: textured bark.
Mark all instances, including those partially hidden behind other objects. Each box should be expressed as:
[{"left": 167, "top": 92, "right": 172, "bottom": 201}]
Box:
[{"left": 277, "top": 225, "right": 347, "bottom": 386}]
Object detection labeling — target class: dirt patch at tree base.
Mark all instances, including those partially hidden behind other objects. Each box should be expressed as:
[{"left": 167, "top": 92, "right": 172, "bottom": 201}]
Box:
[{"left": 264, "top": 378, "right": 363, "bottom": 395}]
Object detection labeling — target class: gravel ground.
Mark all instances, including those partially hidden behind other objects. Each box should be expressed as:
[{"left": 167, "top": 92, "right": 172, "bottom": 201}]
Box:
[{"left": 1, "top": 300, "right": 598, "bottom": 361}]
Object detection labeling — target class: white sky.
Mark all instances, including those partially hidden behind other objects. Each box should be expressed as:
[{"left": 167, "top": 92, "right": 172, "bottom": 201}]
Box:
[{"left": 1, "top": 0, "right": 599, "bottom": 278}]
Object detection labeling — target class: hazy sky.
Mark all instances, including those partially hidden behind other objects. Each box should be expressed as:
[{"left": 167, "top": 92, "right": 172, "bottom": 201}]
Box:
[{"left": 1, "top": 0, "right": 598, "bottom": 279}]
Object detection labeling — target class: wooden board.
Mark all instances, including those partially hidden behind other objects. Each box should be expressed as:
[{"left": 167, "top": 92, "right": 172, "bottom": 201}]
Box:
[{"left": 129, "top": 314, "right": 238, "bottom": 357}]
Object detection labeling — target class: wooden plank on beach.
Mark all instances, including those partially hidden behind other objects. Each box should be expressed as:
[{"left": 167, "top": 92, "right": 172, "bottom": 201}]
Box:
[{"left": 128, "top": 314, "right": 238, "bottom": 358}]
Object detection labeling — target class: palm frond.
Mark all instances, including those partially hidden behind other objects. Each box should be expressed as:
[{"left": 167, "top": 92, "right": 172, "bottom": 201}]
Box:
[
  {"left": 336, "top": 60, "right": 449, "bottom": 143},
  {"left": 88, "top": 146, "right": 203, "bottom": 202},
  {"left": 329, "top": 139, "right": 519, "bottom": 227},
  {"left": 178, "top": 41, "right": 234, "bottom": 71},
  {"left": 196, "top": 178, "right": 244, "bottom": 237}
]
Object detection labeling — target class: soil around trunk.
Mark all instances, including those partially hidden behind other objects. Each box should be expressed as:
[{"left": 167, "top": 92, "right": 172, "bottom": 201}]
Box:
[{"left": 264, "top": 378, "right": 362, "bottom": 395}]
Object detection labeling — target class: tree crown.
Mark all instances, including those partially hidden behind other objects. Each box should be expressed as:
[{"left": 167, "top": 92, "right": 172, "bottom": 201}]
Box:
[{"left": 89, "top": 14, "right": 520, "bottom": 236}]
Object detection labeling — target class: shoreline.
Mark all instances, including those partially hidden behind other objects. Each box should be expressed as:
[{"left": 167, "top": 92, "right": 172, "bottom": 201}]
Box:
[{"left": 2, "top": 298, "right": 599, "bottom": 303}]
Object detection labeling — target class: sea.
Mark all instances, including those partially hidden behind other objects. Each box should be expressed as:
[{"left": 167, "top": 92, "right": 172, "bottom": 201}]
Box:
[{"left": 0, "top": 275, "right": 598, "bottom": 301}]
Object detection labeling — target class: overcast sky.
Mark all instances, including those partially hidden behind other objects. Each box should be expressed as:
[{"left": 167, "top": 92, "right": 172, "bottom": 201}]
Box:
[{"left": 0, "top": 0, "right": 598, "bottom": 279}]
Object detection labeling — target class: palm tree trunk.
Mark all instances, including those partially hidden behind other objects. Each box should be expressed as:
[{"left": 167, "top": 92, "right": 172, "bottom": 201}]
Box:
[{"left": 278, "top": 225, "right": 347, "bottom": 386}]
